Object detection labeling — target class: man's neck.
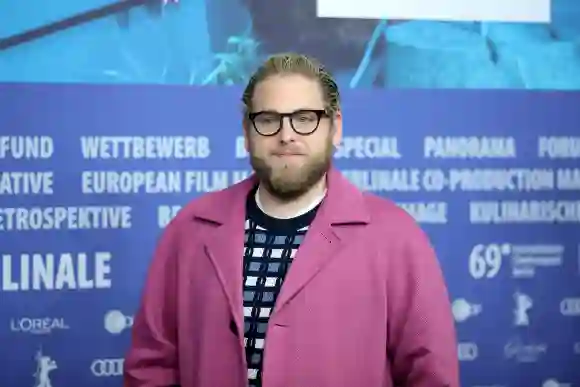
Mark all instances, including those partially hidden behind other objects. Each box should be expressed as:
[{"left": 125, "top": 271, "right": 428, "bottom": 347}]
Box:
[{"left": 256, "top": 177, "right": 327, "bottom": 219}]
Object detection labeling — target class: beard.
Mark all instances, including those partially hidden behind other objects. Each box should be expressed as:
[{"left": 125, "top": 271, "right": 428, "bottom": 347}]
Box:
[{"left": 249, "top": 140, "right": 333, "bottom": 201}]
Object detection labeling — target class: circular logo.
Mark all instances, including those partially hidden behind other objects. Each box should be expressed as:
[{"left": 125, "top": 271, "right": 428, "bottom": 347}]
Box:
[
  {"left": 452, "top": 299, "right": 471, "bottom": 322},
  {"left": 91, "top": 359, "right": 124, "bottom": 377},
  {"left": 104, "top": 310, "right": 129, "bottom": 334}
]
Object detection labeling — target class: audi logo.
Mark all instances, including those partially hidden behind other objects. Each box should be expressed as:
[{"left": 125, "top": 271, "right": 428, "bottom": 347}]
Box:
[{"left": 91, "top": 358, "right": 124, "bottom": 377}]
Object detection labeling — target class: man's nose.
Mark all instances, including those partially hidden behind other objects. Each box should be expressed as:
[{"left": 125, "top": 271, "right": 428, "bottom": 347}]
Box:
[{"left": 278, "top": 117, "right": 295, "bottom": 142}]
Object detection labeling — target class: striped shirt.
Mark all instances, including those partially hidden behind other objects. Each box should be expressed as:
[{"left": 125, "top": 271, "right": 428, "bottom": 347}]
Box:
[{"left": 242, "top": 186, "right": 320, "bottom": 387}]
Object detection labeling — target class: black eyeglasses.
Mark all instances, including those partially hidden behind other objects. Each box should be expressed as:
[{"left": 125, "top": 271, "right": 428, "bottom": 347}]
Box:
[{"left": 248, "top": 109, "right": 329, "bottom": 136}]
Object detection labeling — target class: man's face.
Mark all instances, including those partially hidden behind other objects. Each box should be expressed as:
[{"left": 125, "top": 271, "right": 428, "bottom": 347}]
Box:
[{"left": 244, "top": 74, "right": 342, "bottom": 200}]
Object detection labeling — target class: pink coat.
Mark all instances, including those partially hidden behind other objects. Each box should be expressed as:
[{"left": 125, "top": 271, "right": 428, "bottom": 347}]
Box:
[{"left": 124, "top": 167, "right": 460, "bottom": 387}]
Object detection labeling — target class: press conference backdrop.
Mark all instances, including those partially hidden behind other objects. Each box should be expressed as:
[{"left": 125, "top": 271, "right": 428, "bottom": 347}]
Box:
[
  {"left": 1, "top": 84, "right": 580, "bottom": 387},
  {"left": 1, "top": 1, "right": 580, "bottom": 387}
]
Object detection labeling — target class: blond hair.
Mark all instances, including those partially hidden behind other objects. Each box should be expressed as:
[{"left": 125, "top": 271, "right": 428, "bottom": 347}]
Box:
[{"left": 242, "top": 52, "right": 340, "bottom": 115}]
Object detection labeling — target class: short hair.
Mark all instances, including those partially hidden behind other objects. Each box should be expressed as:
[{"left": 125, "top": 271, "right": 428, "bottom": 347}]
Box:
[{"left": 242, "top": 52, "right": 341, "bottom": 115}]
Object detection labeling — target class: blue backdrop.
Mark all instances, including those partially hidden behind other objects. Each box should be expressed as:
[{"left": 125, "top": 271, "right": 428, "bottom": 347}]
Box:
[
  {"left": 1, "top": 84, "right": 579, "bottom": 387},
  {"left": 1, "top": 1, "right": 580, "bottom": 387}
]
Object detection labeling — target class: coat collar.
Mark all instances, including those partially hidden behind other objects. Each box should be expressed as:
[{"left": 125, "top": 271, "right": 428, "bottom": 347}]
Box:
[
  {"left": 188, "top": 166, "right": 370, "bottom": 355},
  {"left": 190, "top": 166, "right": 370, "bottom": 226}
]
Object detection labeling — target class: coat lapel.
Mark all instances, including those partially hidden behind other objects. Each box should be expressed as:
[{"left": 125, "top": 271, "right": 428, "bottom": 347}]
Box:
[
  {"left": 272, "top": 222, "right": 341, "bottom": 317},
  {"left": 189, "top": 167, "right": 370, "bottom": 332},
  {"left": 192, "top": 176, "right": 258, "bottom": 343},
  {"left": 272, "top": 168, "right": 370, "bottom": 318},
  {"left": 203, "top": 220, "right": 246, "bottom": 341}
]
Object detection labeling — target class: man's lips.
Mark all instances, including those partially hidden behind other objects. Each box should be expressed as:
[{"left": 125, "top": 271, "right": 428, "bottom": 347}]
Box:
[{"left": 273, "top": 152, "right": 304, "bottom": 156}]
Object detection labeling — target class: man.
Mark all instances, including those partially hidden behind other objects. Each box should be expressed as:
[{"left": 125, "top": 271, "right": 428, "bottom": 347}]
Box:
[{"left": 124, "top": 53, "right": 459, "bottom": 387}]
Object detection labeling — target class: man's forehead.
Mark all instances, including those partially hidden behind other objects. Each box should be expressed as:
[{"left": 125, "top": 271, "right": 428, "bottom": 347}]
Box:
[{"left": 252, "top": 74, "right": 325, "bottom": 110}]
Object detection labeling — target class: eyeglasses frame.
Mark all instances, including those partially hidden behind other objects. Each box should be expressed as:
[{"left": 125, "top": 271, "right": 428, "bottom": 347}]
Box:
[{"left": 247, "top": 109, "right": 330, "bottom": 137}]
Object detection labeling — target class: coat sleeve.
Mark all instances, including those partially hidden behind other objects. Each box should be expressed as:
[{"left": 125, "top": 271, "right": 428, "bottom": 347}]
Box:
[
  {"left": 123, "top": 222, "right": 180, "bottom": 387},
  {"left": 386, "top": 221, "right": 460, "bottom": 387}
]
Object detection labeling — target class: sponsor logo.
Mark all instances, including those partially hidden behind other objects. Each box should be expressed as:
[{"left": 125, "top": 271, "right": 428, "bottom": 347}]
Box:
[
  {"left": 504, "top": 338, "right": 547, "bottom": 362},
  {"left": 104, "top": 310, "right": 133, "bottom": 334},
  {"left": 451, "top": 298, "right": 482, "bottom": 323},
  {"left": 560, "top": 298, "right": 580, "bottom": 316},
  {"left": 33, "top": 348, "right": 57, "bottom": 387},
  {"left": 543, "top": 379, "right": 571, "bottom": 387},
  {"left": 513, "top": 292, "right": 532, "bottom": 326},
  {"left": 91, "top": 358, "right": 124, "bottom": 377},
  {"left": 11, "top": 317, "right": 69, "bottom": 335},
  {"left": 458, "top": 342, "right": 478, "bottom": 361}
]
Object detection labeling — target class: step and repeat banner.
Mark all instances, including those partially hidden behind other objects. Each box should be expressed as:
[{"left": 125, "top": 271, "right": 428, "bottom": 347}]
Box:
[
  {"left": 1, "top": 85, "right": 579, "bottom": 387},
  {"left": 1, "top": 1, "right": 580, "bottom": 387}
]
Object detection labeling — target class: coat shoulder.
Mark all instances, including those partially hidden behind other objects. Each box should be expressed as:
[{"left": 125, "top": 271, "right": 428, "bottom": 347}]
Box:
[{"left": 361, "top": 192, "right": 427, "bottom": 240}]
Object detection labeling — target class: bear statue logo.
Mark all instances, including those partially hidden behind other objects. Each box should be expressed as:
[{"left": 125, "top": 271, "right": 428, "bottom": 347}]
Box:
[
  {"left": 33, "top": 348, "right": 57, "bottom": 387},
  {"left": 513, "top": 291, "right": 533, "bottom": 327}
]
